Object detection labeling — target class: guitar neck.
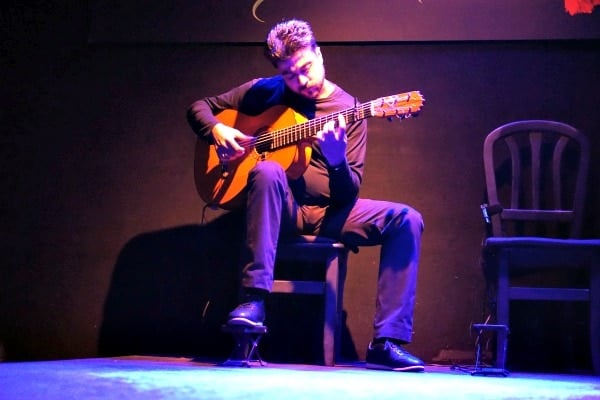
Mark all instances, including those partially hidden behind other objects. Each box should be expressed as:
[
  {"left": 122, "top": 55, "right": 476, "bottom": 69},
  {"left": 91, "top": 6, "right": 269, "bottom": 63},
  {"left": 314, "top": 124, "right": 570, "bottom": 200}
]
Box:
[
  {"left": 256, "top": 103, "right": 373, "bottom": 153},
  {"left": 255, "top": 91, "right": 423, "bottom": 153}
]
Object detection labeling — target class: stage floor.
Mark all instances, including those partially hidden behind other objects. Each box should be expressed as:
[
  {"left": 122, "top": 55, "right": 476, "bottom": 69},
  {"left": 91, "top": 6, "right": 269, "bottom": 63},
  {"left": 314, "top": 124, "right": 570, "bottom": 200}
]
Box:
[{"left": 1, "top": 356, "right": 599, "bottom": 399}]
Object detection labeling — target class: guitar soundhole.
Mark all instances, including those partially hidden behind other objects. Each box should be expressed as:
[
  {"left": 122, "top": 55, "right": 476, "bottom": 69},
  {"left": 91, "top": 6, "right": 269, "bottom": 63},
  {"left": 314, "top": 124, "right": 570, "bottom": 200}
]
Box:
[{"left": 255, "top": 138, "right": 272, "bottom": 154}]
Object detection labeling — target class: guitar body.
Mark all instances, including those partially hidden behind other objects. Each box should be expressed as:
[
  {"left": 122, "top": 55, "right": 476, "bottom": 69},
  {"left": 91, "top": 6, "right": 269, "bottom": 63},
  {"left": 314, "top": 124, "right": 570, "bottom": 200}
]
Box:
[{"left": 194, "top": 106, "right": 313, "bottom": 209}]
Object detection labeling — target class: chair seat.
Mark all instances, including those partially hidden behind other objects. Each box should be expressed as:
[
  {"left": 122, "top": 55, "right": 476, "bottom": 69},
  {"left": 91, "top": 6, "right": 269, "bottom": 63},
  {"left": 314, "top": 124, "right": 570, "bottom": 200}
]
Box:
[
  {"left": 278, "top": 234, "right": 356, "bottom": 253},
  {"left": 282, "top": 234, "right": 341, "bottom": 245},
  {"left": 484, "top": 238, "right": 600, "bottom": 268},
  {"left": 486, "top": 237, "right": 600, "bottom": 248}
]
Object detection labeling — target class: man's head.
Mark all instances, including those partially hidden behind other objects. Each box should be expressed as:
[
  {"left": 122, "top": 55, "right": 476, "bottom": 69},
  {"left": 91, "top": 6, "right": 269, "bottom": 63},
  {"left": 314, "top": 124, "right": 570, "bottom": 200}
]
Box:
[
  {"left": 265, "top": 19, "right": 317, "bottom": 66},
  {"left": 265, "top": 19, "right": 328, "bottom": 99}
]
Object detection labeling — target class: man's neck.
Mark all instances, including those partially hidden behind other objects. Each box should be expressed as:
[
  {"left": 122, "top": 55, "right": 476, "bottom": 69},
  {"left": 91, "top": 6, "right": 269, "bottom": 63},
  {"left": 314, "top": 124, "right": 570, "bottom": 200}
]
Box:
[{"left": 317, "top": 80, "right": 336, "bottom": 99}]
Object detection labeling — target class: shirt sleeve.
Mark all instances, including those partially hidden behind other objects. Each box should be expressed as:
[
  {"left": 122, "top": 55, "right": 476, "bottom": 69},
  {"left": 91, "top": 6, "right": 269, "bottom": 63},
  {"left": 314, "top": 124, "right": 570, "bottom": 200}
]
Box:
[
  {"left": 327, "top": 118, "right": 366, "bottom": 206},
  {"left": 186, "top": 79, "right": 257, "bottom": 141}
]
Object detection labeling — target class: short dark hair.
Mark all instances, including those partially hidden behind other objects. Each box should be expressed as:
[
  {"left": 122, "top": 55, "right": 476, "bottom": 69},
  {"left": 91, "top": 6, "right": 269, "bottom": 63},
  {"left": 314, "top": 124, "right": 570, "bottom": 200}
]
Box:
[{"left": 264, "top": 19, "right": 317, "bottom": 67}]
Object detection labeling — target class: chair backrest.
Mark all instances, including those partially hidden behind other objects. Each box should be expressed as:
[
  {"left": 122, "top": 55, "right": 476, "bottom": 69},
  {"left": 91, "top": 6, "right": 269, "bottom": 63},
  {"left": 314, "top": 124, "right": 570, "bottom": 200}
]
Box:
[{"left": 483, "top": 120, "right": 590, "bottom": 239}]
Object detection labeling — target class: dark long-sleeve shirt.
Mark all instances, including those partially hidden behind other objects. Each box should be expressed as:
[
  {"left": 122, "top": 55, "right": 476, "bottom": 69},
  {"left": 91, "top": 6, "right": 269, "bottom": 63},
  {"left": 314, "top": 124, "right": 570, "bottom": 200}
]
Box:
[{"left": 187, "top": 76, "right": 367, "bottom": 208}]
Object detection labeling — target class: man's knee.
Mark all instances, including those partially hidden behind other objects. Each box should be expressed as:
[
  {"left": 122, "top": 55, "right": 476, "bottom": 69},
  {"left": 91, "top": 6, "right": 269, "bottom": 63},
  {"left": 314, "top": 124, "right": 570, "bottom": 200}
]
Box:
[
  {"left": 248, "top": 161, "right": 286, "bottom": 185},
  {"left": 395, "top": 205, "right": 424, "bottom": 233},
  {"left": 407, "top": 207, "right": 424, "bottom": 229}
]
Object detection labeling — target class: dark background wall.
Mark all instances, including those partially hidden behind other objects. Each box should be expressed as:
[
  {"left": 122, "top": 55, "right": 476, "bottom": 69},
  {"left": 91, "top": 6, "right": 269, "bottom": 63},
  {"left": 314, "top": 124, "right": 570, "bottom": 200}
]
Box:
[{"left": 1, "top": 1, "right": 599, "bottom": 372}]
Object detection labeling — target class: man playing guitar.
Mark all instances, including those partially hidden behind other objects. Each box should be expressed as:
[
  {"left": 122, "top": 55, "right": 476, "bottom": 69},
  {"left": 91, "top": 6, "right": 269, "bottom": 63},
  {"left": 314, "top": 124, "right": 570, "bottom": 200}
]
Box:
[{"left": 187, "top": 19, "right": 425, "bottom": 372}]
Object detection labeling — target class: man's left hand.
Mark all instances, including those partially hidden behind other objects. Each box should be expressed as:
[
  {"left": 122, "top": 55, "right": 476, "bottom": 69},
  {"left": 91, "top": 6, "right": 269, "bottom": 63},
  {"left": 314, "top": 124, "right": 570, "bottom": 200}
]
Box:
[{"left": 316, "top": 114, "right": 347, "bottom": 168}]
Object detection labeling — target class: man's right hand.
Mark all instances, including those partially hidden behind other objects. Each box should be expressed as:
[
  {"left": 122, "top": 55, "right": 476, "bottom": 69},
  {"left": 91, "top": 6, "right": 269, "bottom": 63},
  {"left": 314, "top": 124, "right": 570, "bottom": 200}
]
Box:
[{"left": 212, "top": 123, "right": 250, "bottom": 161}]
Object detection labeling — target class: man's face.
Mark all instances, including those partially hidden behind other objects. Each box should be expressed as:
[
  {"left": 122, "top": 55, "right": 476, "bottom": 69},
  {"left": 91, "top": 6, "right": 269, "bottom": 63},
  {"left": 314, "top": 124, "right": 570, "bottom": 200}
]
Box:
[{"left": 276, "top": 46, "right": 326, "bottom": 100}]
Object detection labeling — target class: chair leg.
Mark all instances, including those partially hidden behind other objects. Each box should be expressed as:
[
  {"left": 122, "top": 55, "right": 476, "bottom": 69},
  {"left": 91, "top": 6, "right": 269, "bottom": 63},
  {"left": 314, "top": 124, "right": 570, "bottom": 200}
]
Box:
[
  {"left": 335, "top": 250, "right": 348, "bottom": 365},
  {"left": 323, "top": 253, "right": 339, "bottom": 367},
  {"left": 590, "top": 258, "right": 600, "bottom": 375},
  {"left": 495, "top": 252, "right": 510, "bottom": 370}
]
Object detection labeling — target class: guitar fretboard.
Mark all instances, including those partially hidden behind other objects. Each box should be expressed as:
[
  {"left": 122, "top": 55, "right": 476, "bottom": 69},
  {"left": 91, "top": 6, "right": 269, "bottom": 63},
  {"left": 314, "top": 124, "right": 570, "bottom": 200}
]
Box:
[
  {"left": 254, "top": 103, "right": 373, "bottom": 153},
  {"left": 245, "top": 91, "right": 423, "bottom": 153}
]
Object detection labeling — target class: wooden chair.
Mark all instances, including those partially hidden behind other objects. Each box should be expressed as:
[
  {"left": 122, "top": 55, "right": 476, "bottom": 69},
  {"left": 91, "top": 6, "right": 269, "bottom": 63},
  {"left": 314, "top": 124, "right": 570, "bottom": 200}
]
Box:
[
  {"left": 481, "top": 120, "right": 600, "bottom": 374},
  {"left": 272, "top": 235, "right": 350, "bottom": 366}
]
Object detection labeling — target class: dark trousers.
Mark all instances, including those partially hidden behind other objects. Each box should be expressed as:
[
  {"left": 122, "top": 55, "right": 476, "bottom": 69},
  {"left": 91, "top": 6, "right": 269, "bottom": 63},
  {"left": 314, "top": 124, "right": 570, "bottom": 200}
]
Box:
[{"left": 242, "top": 161, "right": 423, "bottom": 343}]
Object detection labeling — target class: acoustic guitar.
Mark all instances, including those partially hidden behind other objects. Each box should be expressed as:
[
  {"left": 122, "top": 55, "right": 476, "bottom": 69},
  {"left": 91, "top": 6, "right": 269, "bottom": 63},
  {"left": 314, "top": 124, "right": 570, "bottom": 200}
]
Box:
[{"left": 194, "top": 91, "right": 425, "bottom": 209}]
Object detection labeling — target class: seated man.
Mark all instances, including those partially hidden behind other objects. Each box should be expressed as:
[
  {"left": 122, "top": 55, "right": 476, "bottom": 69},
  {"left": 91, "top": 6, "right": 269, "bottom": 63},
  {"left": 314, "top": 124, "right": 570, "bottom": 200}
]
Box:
[{"left": 187, "top": 19, "right": 425, "bottom": 372}]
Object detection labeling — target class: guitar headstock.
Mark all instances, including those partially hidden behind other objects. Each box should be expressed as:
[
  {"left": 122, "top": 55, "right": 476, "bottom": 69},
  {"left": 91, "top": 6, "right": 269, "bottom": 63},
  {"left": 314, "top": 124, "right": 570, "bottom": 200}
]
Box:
[{"left": 371, "top": 91, "right": 425, "bottom": 120}]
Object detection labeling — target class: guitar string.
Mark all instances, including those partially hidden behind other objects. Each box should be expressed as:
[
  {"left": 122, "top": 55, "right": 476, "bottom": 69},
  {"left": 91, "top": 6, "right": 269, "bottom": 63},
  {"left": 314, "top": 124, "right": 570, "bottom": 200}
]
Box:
[
  {"left": 231, "top": 106, "right": 363, "bottom": 151},
  {"left": 233, "top": 100, "right": 415, "bottom": 151}
]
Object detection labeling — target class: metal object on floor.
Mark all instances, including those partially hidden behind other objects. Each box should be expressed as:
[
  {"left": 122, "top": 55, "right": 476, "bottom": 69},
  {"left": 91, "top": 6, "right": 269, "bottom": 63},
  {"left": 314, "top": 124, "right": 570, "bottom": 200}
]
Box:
[
  {"left": 221, "top": 324, "right": 268, "bottom": 367},
  {"left": 471, "top": 323, "right": 509, "bottom": 377}
]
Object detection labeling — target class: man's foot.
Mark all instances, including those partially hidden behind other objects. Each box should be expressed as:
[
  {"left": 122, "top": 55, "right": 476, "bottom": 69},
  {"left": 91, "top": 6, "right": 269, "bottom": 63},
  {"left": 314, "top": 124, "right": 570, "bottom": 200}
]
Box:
[
  {"left": 227, "top": 300, "right": 265, "bottom": 327},
  {"left": 365, "top": 340, "right": 425, "bottom": 372}
]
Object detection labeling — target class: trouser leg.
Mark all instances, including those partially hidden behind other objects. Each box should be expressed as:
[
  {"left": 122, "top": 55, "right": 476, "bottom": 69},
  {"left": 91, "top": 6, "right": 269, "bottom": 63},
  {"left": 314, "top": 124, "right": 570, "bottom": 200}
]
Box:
[
  {"left": 321, "top": 199, "right": 424, "bottom": 343},
  {"left": 242, "top": 161, "right": 296, "bottom": 292}
]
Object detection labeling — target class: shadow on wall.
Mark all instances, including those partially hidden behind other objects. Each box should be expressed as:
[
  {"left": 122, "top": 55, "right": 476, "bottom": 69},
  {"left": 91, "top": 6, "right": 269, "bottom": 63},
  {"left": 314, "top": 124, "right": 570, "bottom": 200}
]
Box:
[
  {"left": 98, "top": 211, "right": 245, "bottom": 360},
  {"left": 97, "top": 210, "right": 359, "bottom": 364}
]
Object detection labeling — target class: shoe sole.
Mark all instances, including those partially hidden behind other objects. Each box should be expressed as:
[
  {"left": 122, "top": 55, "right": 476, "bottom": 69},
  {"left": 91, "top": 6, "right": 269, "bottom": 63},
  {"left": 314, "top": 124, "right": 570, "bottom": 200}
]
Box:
[
  {"left": 227, "top": 317, "right": 264, "bottom": 327},
  {"left": 366, "top": 363, "right": 425, "bottom": 372}
]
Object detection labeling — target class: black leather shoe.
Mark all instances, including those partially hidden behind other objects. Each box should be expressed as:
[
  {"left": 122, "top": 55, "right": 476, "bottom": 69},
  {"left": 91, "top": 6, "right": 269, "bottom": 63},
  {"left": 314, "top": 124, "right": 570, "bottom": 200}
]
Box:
[
  {"left": 366, "top": 340, "right": 425, "bottom": 372},
  {"left": 227, "top": 300, "right": 265, "bottom": 327}
]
